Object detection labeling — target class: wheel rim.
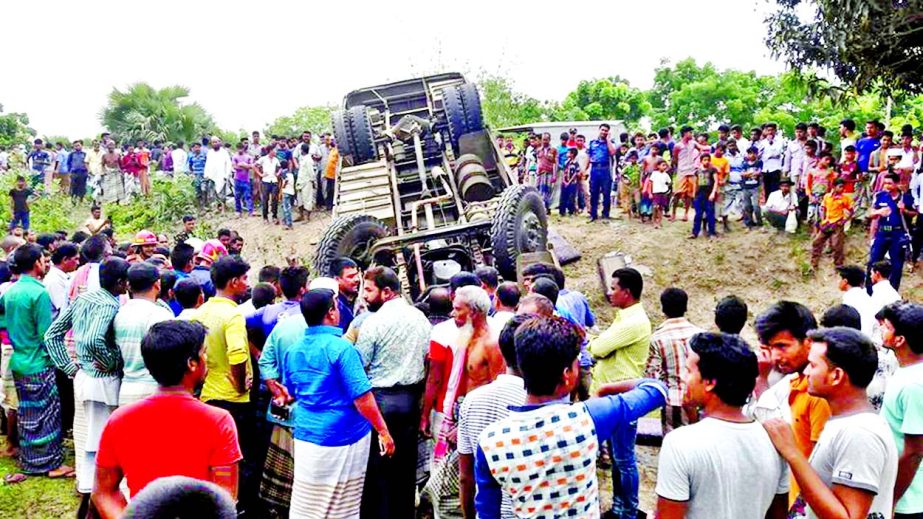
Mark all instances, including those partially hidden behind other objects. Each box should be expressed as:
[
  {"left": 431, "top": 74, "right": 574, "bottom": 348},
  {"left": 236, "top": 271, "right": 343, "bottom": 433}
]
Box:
[
  {"left": 346, "top": 239, "right": 376, "bottom": 266},
  {"left": 519, "top": 212, "right": 544, "bottom": 252}
]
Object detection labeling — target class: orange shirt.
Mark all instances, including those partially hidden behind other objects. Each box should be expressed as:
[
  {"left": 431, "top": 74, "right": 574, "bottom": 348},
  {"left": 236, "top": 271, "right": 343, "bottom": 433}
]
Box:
[
  {"left": 711, "top": 156, "right": 730, "bottom": 185},
  {"left": 821, "top": 191, "right": 853, "bottom": 225},
  {"left": 324, "top": 148, "right": 339, "bottom": 180},
  {"left": 788, "top": 373, "right": 831, "bottom": 504}
]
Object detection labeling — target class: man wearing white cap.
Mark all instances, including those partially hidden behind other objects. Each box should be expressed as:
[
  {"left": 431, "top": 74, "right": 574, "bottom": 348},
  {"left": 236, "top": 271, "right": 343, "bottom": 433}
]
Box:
[{"left": 257, "top": 279, "right": 336, "bottom": 515}]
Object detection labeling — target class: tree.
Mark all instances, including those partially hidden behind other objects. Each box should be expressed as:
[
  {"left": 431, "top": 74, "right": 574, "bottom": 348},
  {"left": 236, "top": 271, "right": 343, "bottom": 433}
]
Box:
[
  {"left": 264, "top": 106, "right": 334, "bottom": 137},
  {"left": 765, "top": 0, "right": 923, "bottom": 96},
  {"left": 477, "top": 74, "right": 547, "bottom": 129},
  {"left": 99, "top": 83, "right": 217, "bottom": 144},
  {"left": 551, "top": 78, "right": 651, "bottom": 124},
  {"left": 0, "top": 104, "right": 36, "bottom": 148}
]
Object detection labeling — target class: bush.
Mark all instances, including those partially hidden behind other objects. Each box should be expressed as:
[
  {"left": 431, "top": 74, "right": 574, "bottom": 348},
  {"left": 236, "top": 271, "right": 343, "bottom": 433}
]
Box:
[{"left": 106, "top": 175, "right": 197, "bottom": 235}]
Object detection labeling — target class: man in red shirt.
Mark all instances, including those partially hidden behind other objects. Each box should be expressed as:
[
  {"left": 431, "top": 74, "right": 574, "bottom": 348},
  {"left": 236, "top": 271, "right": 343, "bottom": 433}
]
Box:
[{"left": 92, "top": 320, "right": 242, "bottom": 518}]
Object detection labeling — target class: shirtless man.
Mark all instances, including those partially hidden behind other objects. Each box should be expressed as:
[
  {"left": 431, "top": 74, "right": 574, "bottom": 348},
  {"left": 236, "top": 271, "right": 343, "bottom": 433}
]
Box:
[
  {"left": 454, "top": 285, "right": 504, "bottom": 393},
  {"left": 100, "top": 142, "right": 122, "bottom": 204}
]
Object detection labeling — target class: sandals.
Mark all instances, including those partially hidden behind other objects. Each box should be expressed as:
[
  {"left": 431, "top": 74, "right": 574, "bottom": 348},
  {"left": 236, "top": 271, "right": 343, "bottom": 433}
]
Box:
[{"left": 3, "top": 473, "right": 27, "bottom": 485}]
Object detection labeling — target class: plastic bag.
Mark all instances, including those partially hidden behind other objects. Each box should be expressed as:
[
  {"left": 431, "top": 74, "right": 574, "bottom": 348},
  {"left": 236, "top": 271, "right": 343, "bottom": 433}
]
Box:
[{"left": 785, "top": 210, "right": 798, "bottom": 234}]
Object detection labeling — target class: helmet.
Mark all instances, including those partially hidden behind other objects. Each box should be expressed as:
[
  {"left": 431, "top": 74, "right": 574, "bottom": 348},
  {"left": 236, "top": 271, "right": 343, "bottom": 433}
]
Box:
[
  {"left": 197, "top": 239, "right": 228, "bottom": 264},
  {"left": 132, "top": 230, "right": 158, "bottom": 247}
]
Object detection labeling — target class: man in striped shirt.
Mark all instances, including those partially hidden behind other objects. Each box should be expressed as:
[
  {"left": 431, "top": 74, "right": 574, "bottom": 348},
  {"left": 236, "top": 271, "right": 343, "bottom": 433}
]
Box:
[
  {"left": 458, "top": 314, "right": 529, "bottom": 519},
  {"left": 45, "top": 257, "right": 130, "bottom": 513},
  {"left": 644, "top": 288, "right": 703, "bottom": 433}
]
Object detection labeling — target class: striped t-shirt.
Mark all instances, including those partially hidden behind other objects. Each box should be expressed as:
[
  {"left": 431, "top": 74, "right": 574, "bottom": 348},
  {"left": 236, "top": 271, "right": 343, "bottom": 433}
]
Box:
[
  {"left": 457, "top": 374, "right": 527, "bottom": 518},
  {"left": 115, "top": 298, "right": 175, "bottom": 385}
]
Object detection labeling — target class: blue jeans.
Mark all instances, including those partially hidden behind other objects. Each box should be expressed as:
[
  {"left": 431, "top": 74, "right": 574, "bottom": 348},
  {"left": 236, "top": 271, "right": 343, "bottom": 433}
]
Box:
[
  {"left": 740, "top": 186, "right": 762, "bottom": 226},
  {"left": 559, "top": 183, "right": 577, "bottom": 215},
  {"left": 692, "top": 190, "right": 716, "bottom": 236},
  {"left": 610, "top": 420, "right": 639, "bottom": 518},
  {"left": 589, "top": 165, "right": 612, "bottom": 219},
  {"left": 868, "top": 231, "right": 907, "bottom": 292},
  {"left": 234, "top": 179, "right": 253, "bottom": 214},
  {"left": 10, "top": 210, "right": 29, "bottom": 230},
  {"left": 282, "top": 194, "right": 294, "bottom": 226}
]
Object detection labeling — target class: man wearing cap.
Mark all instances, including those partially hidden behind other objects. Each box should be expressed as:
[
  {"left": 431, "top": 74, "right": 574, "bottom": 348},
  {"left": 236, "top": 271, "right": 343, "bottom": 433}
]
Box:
[
  {"left": 868, "top": 172, "right": 917, "bottom": 291},
  {"left": 763, "top": 178, "right": 799, "bottom": 231},
  {"left": 811, "top": 178, "right": 853, "bottom": 272},
  {"left": 126, "top": 230, "right": 158, "bottom": 263}
]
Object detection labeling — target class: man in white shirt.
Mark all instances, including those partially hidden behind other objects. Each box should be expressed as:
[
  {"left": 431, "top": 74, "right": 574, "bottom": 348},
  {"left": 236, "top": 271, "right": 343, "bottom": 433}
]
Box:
[
  {"left": 257, "top": 151, "right": 280, "bottom": 223},
  {"left": 870, "top": 260, "right": 901, "bottom": 314},
  {"left": 836, "top": 265, "right": 877, "bottom": 338},
  {"left": 44, "top": 243, "right": 80, "bottom": 320},
  {"left": 203, "top": 137, "right": 232, "bottom": 210},
  {"left": 171, "top": 141, "right": 188, "bottom": 175},
  {"left": 783, "top": 123, "right": 808, "bottom": 187},
  {"left": 762, "top": 178, "right": 798, "bottom": 230},
  {"left": 763, "top": 327, "right": 898, "bottom": 519},
  {"left": 0, "top": 146, "right": 10, "bottom": 171},
  {"left": 758, "top": 122, "right": 785, "bottom": 196},
  {"left": 488, "top": 281, "right": 519, "bottom": 332},
  {"left": 656, "top": 332, "right": 789, "bottom": 519}
]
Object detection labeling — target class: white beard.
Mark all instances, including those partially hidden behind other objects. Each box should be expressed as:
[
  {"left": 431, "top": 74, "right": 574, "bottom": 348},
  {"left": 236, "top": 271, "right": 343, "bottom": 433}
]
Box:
[{"left": 456, "top": 320, "right": 475, "bottom": 351}]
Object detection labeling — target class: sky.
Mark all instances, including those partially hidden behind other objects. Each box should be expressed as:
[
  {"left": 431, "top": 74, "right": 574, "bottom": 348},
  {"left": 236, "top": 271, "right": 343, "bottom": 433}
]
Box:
[{"left": 0, "top": 0, "right": 787, "bottom": 139}]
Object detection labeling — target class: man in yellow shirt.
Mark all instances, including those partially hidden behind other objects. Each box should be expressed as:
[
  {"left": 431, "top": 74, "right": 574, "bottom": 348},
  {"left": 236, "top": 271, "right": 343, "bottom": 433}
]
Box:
[
  {"left": 323, "top": 140, "right": 340, "bottom": 211},
  {"left": 811, "top": 178, "right": 853, "bottom": 272},
  {"left": 588, "top": 267, "right": 651, "bottom": 518},
  {"left": 192, "top": 254, "right": 254, "bottom": 513}
]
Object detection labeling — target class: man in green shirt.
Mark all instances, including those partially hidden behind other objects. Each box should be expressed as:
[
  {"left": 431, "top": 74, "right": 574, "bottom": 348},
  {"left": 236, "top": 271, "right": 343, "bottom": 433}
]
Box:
[
  {"left": 0, "top": 243, "right": 74, "bottom": 480},
  {"left": 588, "top": 267, "right": 651, "bottom": 519}
]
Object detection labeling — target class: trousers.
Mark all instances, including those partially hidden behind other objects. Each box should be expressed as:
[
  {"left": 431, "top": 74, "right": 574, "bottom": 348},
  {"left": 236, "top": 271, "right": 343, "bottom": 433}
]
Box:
[
  {"left": 589, "top": 166, "right": 612, "bottom": 220},
  {"left": 691, "top": 190, "right": 716, "bottom": 237}
]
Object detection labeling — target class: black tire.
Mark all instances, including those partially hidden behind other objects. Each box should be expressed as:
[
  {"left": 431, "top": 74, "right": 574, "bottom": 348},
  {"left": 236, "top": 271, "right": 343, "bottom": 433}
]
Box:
[
  {"left": 331, "top": 110, "right": 353, "bottom": 158},
  {"left": 346, "top": 105, "right": 377, "bottom": 164},
  {"left": 442, "top": 86, "right": 468, "bottom": 152},
  {"left": 490, "top": 185, "right": 548, "bottom": 280},
  {"left": 458, "top": 83, "right": 484, "bottom": 132},
  {"left": 313, "top": 214, "right": 389, "bottom": 275}
]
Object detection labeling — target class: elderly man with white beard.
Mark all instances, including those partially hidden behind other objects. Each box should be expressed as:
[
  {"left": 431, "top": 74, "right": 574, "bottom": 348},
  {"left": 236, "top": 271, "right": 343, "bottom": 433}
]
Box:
[{"left": 425, "top": 284, "right": 505, "bottom": 519}]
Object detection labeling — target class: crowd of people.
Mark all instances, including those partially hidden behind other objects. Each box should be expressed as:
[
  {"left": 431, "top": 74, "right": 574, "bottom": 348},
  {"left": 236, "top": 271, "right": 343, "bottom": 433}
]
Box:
[
  {"left": 0, "top": 198, "right": 919, "bottom": 519},
  {"left": 501, "top": 119, "right": 922, "bottom": 282},
  {"left": 2, "top": 130, "right": 340, "bottom": 227}
]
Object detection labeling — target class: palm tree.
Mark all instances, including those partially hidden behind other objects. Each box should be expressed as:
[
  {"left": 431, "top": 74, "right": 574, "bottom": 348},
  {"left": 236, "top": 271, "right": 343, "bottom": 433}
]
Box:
[{"left": 99, "top": 83, "right": 217, "bottom": 143}]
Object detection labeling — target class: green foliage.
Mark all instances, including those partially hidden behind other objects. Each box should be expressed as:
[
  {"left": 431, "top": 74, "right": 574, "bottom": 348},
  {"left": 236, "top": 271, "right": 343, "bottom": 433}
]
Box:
[
  {"left": 477, "top": 74, "right": 548, "bottom": 128},
  {"left": 765, "top": 0, "right": 923, "bottom": 96},
  {"left": 552, "top": 78, "right": 651, "bottom": 123},
  {"left": 0, "top": 104, "right": 36, "bottom": 149},
  {"left": 265, "top": 106, "right": 334, "bottom": 138},
  {"left": 106, "top": 176, "right": 197, "bottom": 235},
  {"left": 99, "top": 83, "right": 218, "bottom": 144}
]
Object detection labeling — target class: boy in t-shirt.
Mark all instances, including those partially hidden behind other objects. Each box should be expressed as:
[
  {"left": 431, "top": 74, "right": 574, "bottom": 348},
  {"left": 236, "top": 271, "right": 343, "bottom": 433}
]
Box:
[
  {"left": 232, "top": 143, "right": 254, "bottom": 217},
  {"left": 619, "top": 151, "right": 641, "bottom": 220},
  {"left": 806, "top": 152, "right": 836, "bottom": 227},
  {"left": 711, "top": 144, "right": 731, "bottom": 232},
  {"left": 559, "top": 148, "right": 580, "bottom": 216},
  {"left": 689, "top": 153, "right": 719, "bottom": 239},
  {"left": 280, "top": 165, "right": 296, "bottom": 230},
  {"left": 650, "top": 159, "right": 672, "bottom": 229},
  {"left": 740, "top": 147, "right": 764, "bottom": 228},
  {"left": 8, "top": 176, "right": 33, "bottom": 231}
]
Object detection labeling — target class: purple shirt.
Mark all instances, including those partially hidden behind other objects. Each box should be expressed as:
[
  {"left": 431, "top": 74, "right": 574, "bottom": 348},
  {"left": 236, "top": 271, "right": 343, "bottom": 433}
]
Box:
[
  {"left": 232, "top": 154, "right": 253, "bottom": 182},
  {"left": 246, "top": 300, "right": 301, "bottom": 339}
]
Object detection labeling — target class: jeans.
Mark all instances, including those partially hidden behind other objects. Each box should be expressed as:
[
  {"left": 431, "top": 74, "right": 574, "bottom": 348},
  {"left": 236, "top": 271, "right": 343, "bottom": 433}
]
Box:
[
  {"left": 868, "top": 231, "right": 908, "bottom": 292},
  {"left": 282, "top": 194, "right": 294, "bottom": 226},
  {"left": 610, "top": 420, "right": 639, "bottom": 518},
  {"left": 361, "top": 385, "right": 421, "bottom": 519},
  {"left": 577, "top": 179, "right": 587, "bottom": 211},
  {"left": 208, "top": 400, "right": 258, "bottom": 514},
  {"left": 741, "top": 186, "right": 762, "bottom": 226},
  {"left": 9, "top": 210, "right": 29, "bottom": 230},
  {"left": 234, "top": 179, "right": 253, "bottom": 215},
  {"left": 691, "top": 190, "right": 716, "bottom": 237},
  {"left": 261, "top": 182, "right": 278, "bottom": 220},
  {"left": 589, "top": 166, "right": 612, "bottom": 219},
  {"left": 324, "top": 177, "right": 335, "bottom": 210},
  {"left": 559, "top": 183, "right": 577, "bottom": 215}
]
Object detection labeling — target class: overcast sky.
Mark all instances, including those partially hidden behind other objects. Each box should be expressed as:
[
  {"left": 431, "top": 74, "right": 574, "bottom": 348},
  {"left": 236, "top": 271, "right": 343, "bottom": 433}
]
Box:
[{"left": 1, "top": 0, "right": 785, "bottom": 139}]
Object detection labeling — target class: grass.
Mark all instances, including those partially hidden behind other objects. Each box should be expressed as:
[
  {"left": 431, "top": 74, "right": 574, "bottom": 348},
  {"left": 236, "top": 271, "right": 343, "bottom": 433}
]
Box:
[{"left": 0, "top": 438, "right": 79, "bottom": 518}]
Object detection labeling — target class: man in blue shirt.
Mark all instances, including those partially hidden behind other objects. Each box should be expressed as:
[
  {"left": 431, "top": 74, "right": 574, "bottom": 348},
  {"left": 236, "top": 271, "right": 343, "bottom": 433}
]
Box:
[
  {"left": 67, "top": 140, "right": 89, "bottom": 204},
  {"left": 868, "top": 173, "right": 917, "bottom": 292},
  {"left": 187, "top": 142, "right": 208, "bottom": 206},
  {"left": 474, "top": 316, "right": 666, "bottom": 519},
  {"left": 246, "top": 266, "right": 307, "bottom": 343},
  {"left": 855, "top": 120, "right": 883, "bottom": 173},
  {"left": 26, "top": 139, "right": 51, "bottom": 189},
  {"left": 588, "top": 124, "right": 618, "bottom": 221},
  {"left": 330, "top": 257, "right": 360, "bottom": 333}
]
